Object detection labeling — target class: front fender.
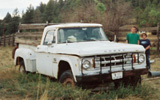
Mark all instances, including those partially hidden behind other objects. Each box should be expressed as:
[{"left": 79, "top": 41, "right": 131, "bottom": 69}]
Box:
[{"left": 57, "top": 56, "right": 81, "bottom": 82}]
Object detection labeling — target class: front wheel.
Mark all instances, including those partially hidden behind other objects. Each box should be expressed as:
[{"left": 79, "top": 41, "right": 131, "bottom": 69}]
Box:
[
  {"left": 123, "top": 75, "right": 141, "bottom": 86},
  {"left": 59, "top": 70, "right": 75, "bottom": 86},
  {"left": 115, "top": 75, "right": 141, "bottom": 88}
]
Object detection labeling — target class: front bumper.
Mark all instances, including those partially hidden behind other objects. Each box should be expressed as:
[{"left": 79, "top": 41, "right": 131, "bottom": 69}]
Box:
[{"left": 76, "top": 68, "right": 148, "bottom": 84}]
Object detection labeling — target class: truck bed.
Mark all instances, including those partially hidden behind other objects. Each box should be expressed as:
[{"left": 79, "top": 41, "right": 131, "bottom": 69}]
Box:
[{"left": 19, "top": 44, "right": 37, "bottom": 51}]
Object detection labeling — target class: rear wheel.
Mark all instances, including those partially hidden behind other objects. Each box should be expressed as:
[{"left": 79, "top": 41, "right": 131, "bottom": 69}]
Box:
[
  {"left": 59, "top": 70, "right": 75, "bottom": 86},
  {"left": 19, "top": 61, "right": 27, "bottom": 74}
]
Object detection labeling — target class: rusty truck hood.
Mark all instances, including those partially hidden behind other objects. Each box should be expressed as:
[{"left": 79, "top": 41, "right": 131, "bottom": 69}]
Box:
[{"left": 54, "top": 41, "right": 145, "bottom": 57}]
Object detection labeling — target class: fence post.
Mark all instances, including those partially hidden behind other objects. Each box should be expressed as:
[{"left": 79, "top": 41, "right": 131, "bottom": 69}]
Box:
[
  {"left": 8, "top": 35, "right": 10, "bottom": 46},
  {"left": 0, "top": 36, "right": 2, "bottom": 46},
  {"left": 157, "top": 23, "right": 160, "bottom": 55},
  {"left": 3, "top": 35, "right": 5, "bottom": 47},
  {"left": 12, "top": 34, "right": 15, "bottom": 46}
]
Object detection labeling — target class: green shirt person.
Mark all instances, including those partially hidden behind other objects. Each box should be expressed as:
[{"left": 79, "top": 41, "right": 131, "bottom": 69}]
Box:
[{"left": 126, "top": 26, "right": 140, "bottom": 44}]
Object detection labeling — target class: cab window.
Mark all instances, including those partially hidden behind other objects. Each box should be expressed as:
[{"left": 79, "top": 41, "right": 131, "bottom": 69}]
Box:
[{"left": 43, "top": 31, "right": 56, "bottom": 45}]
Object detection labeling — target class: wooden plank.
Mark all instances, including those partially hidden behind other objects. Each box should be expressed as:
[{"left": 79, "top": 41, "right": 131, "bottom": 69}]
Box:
[
  {"left": 118, "top": 35, "right": 157, "bottom": 39},
  {"left": 16, "top": 36, "right": 42, "bottom": 40},
  {"left": 19, "top": 24, "right": 45, "bottom": 30},
  {"left": 139, "top": 27, "right": 157, "bottom": 32},
  {"left": 119, "top": 26, "right": 157, "bottom": 32},
  {"left": 18, "top": 23, "right": 60, "bottom": 30},
  {"left": 118, "top": 37, "right": 159, "bottom": 42},
  {"left": 16, "top": 35, "right": 42, "bottom": 38},
  {"left": 16, "top": 32, "right": 43, "bottom": 37},
  {"left": 15, "top": 32, "right": 42, "bottom": 46},
  {"left": 0, "top": 37, "right": 1, "bottom": 46},
  {"left": 3, "top": 35, "right": 5, "bottom": 47},
  {"left": 15, "top": 37, "right": 41, "bottom": 46},
  {"left": 157, "top": 23, "right": 160, "bottom": 55},
  {"left": 12, "top": 34, "right": 15, "bottom": 46},
  {"left": 117, "top": 32, "right": 129, "bottom": 37}
]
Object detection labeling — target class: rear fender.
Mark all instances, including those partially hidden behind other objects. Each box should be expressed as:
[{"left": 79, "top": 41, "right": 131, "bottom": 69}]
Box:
[{"left": 14, "top": 48, "right": 36, "bottom": 71}]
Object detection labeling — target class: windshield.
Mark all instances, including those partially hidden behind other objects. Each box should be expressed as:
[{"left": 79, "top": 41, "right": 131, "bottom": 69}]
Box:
[{"left": 58, "top": 27, "right": 108, "bottom": 43}]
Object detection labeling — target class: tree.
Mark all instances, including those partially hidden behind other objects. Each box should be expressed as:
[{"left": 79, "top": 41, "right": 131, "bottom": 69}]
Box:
[
  {"left": 3, "top": 12, "right": 12, "bottom": 23},
  {"left": 33, "top": 9, "right": 42, "bottom": 23},
  {"left": 43, "top": 0, "right": 55, "bottom": 23},
  {"left": 22, "top": 5, "right": 34, "bottom": 23},
  {"left": 0, "top": 20, "right": 3, "bottom": 36},
  {"left": 38, "top": 2, "right": 46, "bottom": 14},
  {"left": 5, "top": 16, "right": 20, "bottom": 34},
  {"left": 94, "top": 0, "right": 106, "bottom": 13},
  {"left": 12, "top": 8, "right": 19, "bottom": 17}
]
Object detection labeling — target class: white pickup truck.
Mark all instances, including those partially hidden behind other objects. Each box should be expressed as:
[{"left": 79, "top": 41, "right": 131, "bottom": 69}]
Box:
[{"left": 13, "top": 23, "right": 148, "bottom": 86}]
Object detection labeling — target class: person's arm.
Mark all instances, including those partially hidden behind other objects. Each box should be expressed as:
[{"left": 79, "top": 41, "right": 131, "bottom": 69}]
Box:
[
  {"left": 145, "top": 45, "right": 150, "bottom": 50},
  {"left": 145, "top": 40, "right": 151, "bottom": 50},
  {"left": 138, "top": 40, "right": 140, "bottom": 45},
  {"left": 126, "top": 34, "right": 129, "bottom": 43},
  {"left": 126, "top": 40, "right": 128, "bottom": 43},
  {"left": 137, "top": 34, "right": 140, "bottom": 45}
]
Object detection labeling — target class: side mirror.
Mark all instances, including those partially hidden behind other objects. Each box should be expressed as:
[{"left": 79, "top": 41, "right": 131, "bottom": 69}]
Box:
[{"left": 113, "top": 35, "right": 117, "bottom": 42}]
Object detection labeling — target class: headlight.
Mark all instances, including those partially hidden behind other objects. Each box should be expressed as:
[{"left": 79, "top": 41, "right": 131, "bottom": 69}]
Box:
[
  {"left": 139, "top": 54, "right": 145, "bottom": 63},
  {"left": 132, "top": 53, "right": 145, "bottom": 64},
  {"left": 82, "top": 60, "right": 91, "bottom": 69},
  {"left": 133, "top": 54, "right": 137, "bottom": 63}
]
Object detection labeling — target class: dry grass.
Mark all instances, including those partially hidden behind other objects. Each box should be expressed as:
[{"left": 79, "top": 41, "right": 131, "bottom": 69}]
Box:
[
  {"left": 0, "top": 47, "right": 160, "bottom": 100},
  {"left": 0, "top": 47, "right": 16, "bottom": 79}
]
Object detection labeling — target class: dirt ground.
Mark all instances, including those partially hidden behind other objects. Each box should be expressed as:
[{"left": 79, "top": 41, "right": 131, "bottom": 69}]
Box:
[{"left": 0, "top": 47, "right": 160, "bottom": 100}]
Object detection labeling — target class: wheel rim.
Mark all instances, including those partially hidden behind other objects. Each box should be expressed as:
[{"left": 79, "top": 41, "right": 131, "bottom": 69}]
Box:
[{"left": 63, "top": 78, "right": 75, "bottom": 86}]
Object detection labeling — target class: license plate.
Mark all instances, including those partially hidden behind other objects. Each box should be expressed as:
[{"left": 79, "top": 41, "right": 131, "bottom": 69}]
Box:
[{"left": 112, "top": 72, "right": 123, "bottom": 80}]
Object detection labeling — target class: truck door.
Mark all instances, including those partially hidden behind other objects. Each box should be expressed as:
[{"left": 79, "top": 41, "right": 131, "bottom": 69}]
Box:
[{"left": 36, "top": 30, "right": 56, "bottom": 77}]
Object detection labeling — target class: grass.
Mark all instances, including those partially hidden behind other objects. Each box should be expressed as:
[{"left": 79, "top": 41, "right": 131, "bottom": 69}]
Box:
[
  {"left": 150, "top": 47, "right": 157, "bottom": 55},
  {"left": 0, "top": 46, "right": 159, "bottom": 100},
  {"left": 0, "top": 71, "right": 157, "bottom": 100}
]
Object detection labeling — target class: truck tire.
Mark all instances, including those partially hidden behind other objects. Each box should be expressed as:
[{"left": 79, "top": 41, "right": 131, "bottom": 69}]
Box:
[
  {"left": 59, "top": 70, "right": 75, "bottom": 86},
  {"left": 131, "top": 75, "right": 141, "bottom": 86},
  {"left": 115, "top": 75, "right": 141, "bottom": 88},
  {"left": 123, "top": 75, "right": 141, "bottom": 87},
  {"left": 19, "top": 61, "right": 27, "bottom": 74}
]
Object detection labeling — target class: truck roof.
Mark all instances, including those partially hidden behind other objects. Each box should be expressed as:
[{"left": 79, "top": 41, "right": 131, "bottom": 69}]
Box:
[{"left": 45, "top": 23, "right": 102, "bottom": 29}]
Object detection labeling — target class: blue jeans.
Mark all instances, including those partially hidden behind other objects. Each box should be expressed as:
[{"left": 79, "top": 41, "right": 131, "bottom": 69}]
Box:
[{"left": 146, "top": 53, "right": 150, "bottom": 69}]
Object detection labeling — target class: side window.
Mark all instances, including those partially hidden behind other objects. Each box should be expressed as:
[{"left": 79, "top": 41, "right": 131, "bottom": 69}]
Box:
[{"left": 43, "top": 31, "right": 56, "bottom": 45}]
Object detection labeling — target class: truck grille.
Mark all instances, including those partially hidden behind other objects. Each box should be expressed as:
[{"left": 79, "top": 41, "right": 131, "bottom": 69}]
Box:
[{"left": 99, "top": 53, "right": 132, "bottom": 67}]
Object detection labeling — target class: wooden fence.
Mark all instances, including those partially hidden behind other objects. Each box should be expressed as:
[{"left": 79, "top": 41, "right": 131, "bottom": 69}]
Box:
[
  {"left": 117, "top": 25, "right": 158, "bottom": 43},
  {"left": 0, "top": 34, "right": 15, "bottom": 47},
  {"left": 15, "top": 23, "right": 58, "bottom": 46},
  {"left": 117, "top": 24, "right": 159, "bottom": 45},
  {"left": 157, "top": 23, "right": 160, "bottom": 55},
  {"left": 15, "top": 24, "right": 46, "bottom": 46},
  {"left": 1, "top": 23, "right": 160, "bottom": 54}
]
